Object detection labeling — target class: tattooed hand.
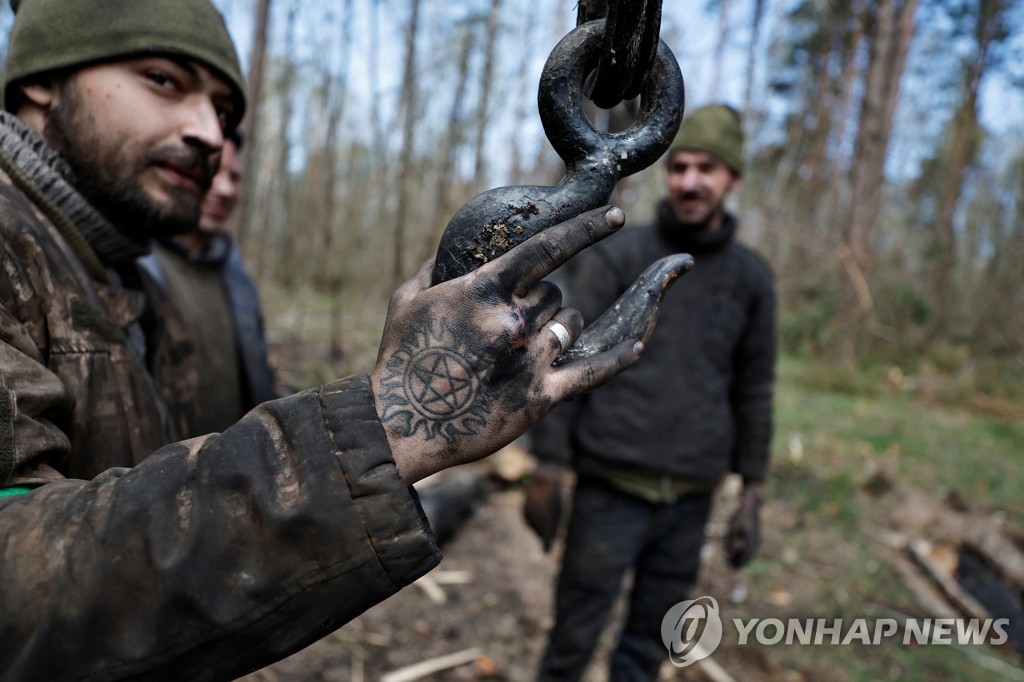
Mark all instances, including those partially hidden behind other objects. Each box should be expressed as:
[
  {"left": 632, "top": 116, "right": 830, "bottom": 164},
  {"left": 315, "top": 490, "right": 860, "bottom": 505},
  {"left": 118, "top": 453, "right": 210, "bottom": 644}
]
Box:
[{"left": 372, "top": 206, "right": 642, "bottom": 484}]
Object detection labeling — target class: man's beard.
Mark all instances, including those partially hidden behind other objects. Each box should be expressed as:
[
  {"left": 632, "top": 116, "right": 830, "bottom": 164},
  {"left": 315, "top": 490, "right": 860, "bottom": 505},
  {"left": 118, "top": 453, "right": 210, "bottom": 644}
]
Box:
[
  {"left": 670, "top": 192, "right": 724, "bottom": 230},
  {"left": 43, "top": 80, "right": 211, "bottom": 242}
]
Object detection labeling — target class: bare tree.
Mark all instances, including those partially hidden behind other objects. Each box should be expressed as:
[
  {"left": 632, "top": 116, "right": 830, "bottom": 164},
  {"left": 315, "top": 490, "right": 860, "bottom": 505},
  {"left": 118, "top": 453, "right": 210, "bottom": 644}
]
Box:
[
  {"left": 833, "top": 0, "right": 918, "bottom": 364},
  {"left": 930, "top": 0, "right": 1009, "bottom": 336},
  {"left": 424, "top": 15, "right": 478, "bottom": 256},
  {"left": 390, "top": 0, "right": 423, "bottom": 284},
  {"left": 471, "top": 0, "right": 504, "bottom": 184},
  {"left": 741, "top": 0, "right": 766, "bottom": 116},
  {"left": 237, "top": 0, "right": 273, "bottom": 253},
  {"left": 710, "top": 0, "right": 732, "bottom": 101}
]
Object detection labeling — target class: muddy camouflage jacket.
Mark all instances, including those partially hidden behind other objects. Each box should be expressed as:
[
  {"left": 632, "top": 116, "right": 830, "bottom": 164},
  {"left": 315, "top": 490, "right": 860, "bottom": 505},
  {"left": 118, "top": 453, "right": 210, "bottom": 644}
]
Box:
[{"left": 0, "top": 113, "right": 441, "bottom": 680}]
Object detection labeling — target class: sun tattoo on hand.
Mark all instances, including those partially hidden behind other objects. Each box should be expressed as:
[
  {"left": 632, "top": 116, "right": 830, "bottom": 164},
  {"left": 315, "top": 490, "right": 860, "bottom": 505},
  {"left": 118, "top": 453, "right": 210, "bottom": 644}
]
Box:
[{"left": 378, "top": 318, "right": 492, "bottom": 443}]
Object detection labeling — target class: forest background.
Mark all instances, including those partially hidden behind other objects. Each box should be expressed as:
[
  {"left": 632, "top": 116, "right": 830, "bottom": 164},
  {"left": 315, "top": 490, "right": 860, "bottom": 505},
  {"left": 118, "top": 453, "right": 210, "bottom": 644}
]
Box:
[{"left": 1, "top": 0, "right": 1021, "bottom": 391}]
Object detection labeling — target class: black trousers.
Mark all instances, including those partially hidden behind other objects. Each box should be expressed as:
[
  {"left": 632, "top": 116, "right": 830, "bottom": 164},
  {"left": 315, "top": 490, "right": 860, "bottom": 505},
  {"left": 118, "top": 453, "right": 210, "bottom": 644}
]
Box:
[{"left": 538, "top": 475, "right": 713, "bottom": 682}]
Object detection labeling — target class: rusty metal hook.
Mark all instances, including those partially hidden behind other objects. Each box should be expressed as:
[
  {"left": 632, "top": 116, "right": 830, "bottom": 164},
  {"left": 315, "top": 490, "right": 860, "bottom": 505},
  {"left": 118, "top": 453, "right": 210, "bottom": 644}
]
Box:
[
  {"left": 432, "top": 20, "right": 684, "bottom": 284},
  {"left": 431, "top": 19, "right": 690, "bottom": 365}
]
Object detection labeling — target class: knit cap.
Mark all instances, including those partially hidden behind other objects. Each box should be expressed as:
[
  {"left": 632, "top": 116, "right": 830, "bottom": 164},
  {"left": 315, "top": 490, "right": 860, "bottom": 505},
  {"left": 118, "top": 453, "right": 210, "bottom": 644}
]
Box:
[
  {"left": 669, "top": 104, "right": 744, "bottom": 175},
  {"left": 2, "top": 0, "right": 246, "bottom": 130}
]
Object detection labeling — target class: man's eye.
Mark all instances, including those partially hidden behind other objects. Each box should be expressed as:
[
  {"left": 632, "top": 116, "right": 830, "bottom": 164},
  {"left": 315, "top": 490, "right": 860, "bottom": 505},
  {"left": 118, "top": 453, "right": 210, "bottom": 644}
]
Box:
[
  {"left": 146, "top": 72, "right": 176, "bottom": 90},
  {"left": 216, "top": 106, "right": 233, "bottom": 131}
]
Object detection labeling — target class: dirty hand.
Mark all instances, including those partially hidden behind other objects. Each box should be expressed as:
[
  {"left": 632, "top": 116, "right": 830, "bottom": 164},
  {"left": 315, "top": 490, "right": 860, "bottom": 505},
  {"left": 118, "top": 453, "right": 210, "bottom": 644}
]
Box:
[
  {"left": 372, "top": 207, "right": 642, "bottom": 484},
  {"left": 726, "top": 481, "right": 764, "bottom": 568},
  {"left": 523, "top": 461, "right": 567, "bottom": 552}
]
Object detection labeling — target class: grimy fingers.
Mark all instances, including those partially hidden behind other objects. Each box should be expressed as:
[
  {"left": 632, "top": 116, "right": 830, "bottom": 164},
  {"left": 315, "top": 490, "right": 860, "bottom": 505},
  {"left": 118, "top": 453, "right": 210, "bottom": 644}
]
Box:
[
  {"left": 546, "top": 339, "right": 643, "bottom": 401},
  {"left": 483, "top": 206, "right": 625, "bottom": 298},
  {"left": 391, "top": 255, "right": 436, "bottom": 307},
  {"left": 537, "top": 307, "right": 584, "bottom": 360}
]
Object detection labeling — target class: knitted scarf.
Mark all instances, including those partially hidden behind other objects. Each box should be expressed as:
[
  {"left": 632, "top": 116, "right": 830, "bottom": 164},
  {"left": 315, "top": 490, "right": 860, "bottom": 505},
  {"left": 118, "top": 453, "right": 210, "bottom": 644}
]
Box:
[{"left": 0, "top": 111, "right": 149, "bottom": 280}]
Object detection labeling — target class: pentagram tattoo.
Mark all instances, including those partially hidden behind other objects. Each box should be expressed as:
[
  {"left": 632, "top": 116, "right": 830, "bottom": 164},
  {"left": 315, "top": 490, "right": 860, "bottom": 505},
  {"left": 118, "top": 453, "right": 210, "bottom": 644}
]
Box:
[{"left": 377, "top": 318, "right": 491, "bottom": 443}]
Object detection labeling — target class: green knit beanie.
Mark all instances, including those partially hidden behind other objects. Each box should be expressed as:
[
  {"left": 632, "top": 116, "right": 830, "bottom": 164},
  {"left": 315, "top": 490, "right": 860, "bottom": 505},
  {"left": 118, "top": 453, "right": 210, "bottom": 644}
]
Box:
[
  {"left": 669, "top": 104, "right": 744, "bottom": 175},
  {"left": 3, "top": 0, "right": 246, "bottom": 130}
]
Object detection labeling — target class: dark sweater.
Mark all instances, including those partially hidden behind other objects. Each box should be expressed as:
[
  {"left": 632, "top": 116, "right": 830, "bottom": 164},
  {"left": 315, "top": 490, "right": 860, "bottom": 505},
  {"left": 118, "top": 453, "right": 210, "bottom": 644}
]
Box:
[{"left": 532, "top": 200, "right": 777, "bottom": 482}]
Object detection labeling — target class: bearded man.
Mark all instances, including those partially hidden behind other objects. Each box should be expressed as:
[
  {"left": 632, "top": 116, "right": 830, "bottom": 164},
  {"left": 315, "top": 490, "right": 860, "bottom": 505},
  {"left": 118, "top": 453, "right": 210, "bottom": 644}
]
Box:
[
  {"left": 0, "top": 0, "right": 641, "bottom": 678},
  {"left": 528, "top": 104, "right": 778, "bottom": 682}
]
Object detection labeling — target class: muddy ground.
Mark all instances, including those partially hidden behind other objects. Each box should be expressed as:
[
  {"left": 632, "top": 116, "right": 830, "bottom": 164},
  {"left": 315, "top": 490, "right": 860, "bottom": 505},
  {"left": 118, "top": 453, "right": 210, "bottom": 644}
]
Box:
[
  {"left": 237, "top": 458, "right": 1024, "bottom": 682},
  {"left": 238, "top": 470, "right": 833, "bottom": 682},
  {"left": 240, "top": 343, "right": 1023, "bottom": 682}
]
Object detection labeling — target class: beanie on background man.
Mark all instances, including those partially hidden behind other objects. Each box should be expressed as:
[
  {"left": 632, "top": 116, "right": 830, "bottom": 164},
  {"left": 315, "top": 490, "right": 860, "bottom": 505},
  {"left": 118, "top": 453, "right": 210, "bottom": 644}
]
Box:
[
  {"left": 669, "top": 104, "right": 744, "bottom": 176},
  {"left": 2, "top": 0, "right": 246, "bottom": 130}
]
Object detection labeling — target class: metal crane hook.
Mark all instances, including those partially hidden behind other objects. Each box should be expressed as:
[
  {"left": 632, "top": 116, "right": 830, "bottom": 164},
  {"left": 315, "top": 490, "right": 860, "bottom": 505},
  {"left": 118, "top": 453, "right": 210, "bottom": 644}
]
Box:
[{"left": 431, "top": 19, "right": 691, "bottom": 366}]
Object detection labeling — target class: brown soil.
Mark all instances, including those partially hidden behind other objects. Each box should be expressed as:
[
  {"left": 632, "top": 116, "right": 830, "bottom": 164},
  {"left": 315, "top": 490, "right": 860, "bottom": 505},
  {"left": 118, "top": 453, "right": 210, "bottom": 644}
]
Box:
[
  {"left": 239, "top": 477, "right": 779, "bottom": 682},
  {"left": 238, "top": 466, "right": 1024, "bottom": 682}
]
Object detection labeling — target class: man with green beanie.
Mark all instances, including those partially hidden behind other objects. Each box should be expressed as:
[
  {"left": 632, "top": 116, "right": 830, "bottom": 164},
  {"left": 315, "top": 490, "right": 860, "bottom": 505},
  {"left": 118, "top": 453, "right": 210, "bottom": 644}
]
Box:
[
  {"left": 0, "top": 1, "right": 643, "bottom": 679},
  {"left": 528, "top": 103, "right": 777, "bottom": 681}
]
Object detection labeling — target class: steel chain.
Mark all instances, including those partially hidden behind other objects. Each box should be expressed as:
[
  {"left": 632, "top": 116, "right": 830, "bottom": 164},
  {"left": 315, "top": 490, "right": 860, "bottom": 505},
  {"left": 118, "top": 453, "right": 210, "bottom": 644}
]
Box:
[{"left": 576, "top": 0, "right": 664, "bottom": 109}]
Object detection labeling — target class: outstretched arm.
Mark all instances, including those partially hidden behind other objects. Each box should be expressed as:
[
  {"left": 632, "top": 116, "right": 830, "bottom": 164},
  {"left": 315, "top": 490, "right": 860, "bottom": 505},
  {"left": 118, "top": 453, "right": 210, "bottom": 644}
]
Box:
[{"left": 0, "top": 206, "right": 639, "bottom": 679}]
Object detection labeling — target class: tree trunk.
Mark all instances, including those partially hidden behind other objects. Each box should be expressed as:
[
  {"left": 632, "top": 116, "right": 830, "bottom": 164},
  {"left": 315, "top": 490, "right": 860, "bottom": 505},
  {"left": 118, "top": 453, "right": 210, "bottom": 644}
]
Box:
[
  {"left": 508, "top": 1, "right": 540, "bottom": 186},
  {"left": 237, "top": 0, "right": 273, "bottom": 254},
  {"left": 326, "top": 0, "right": 353, "bottom": 360},
  {"left": 391, "top": 0, "right": 423, "bottom": 285},
  {"left": 710, "top": 0, "right": 732, "bottom": 100},
  {"left": 741, "top": 0, "right": 766, "bottom": 117},
  {"left": 930, "top": 0, "right": 1004, "bottom": 338},
  {"left": 424, "top": 19, "right": 477, "bottom": 258},
  {"left": 834, "top": 0, "right": 918, "bottom": 365},
  {"left": 823, "top": 0, "right": 867, "bottom": 238},
  {"left": 268, "top": 3, "right": 299, "bottom": 289},
  {"left": 472, "top": 0, "right": 504, "bottom": 184}
]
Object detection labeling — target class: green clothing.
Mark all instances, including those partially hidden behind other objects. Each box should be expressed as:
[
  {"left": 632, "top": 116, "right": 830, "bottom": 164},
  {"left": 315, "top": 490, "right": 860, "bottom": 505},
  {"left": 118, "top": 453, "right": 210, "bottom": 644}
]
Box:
[
  {"left": 153, "top": 241, "right": 246, "bottom": 435},
  {"left": 669, "top": 104, "right": 744, "bottom": 174},
  {"left": 575, "top": 459, "right": 719, "bottom": 504},
  {"left": 3, "top": 0, "right": 246, "bottom": 127},
  {"left": 0, "top": 111, "right": 440, "bottom": 679},
  {"left": 0, "top": 487, "right": 31, "bottom": 497}
]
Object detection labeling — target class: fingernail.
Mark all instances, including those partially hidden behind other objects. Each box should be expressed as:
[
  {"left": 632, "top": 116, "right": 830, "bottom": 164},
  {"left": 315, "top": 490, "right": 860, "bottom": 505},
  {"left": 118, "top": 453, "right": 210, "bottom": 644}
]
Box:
[
  {"left": 633, "top": 341, "right": 644, "bottom": 355},
  {"left": 605, "top": 206, "right": 625, "bottom": 227}
]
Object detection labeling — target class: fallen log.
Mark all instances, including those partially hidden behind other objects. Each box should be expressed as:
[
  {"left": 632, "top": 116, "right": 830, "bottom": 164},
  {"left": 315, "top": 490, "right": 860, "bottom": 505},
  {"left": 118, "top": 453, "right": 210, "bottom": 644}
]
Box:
[{"left": 908, "top": 539, "right": 992, "bottom": 621}]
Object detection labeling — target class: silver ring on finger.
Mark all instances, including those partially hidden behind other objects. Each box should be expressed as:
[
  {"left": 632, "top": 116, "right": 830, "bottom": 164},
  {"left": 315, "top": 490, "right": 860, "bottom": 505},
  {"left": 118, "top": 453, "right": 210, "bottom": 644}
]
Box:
[{"left": 544, "top": 319, "right": 573, "bottom": 354}]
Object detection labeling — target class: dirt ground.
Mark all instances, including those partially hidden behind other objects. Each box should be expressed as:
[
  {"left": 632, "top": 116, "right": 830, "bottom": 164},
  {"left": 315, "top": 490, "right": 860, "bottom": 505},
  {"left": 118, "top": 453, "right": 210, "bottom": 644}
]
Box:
[
  {"left": 236, "top": 459, "right": 1024, "bottom": 682},
  {"left": 242, "top": 343, "right": 1024, "bottom": 682},
  {"left": 238, "top": 468, "right": 788, "bottom": 682}
]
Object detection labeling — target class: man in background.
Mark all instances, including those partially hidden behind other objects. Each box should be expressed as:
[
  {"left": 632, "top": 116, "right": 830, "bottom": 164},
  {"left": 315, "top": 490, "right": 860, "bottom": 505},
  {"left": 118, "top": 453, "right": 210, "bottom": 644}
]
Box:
[
  {"left": 141, "top": 129, "right": 276, "bottom": 434},
  {"left": 528, "top": 104, "right": 778, "bottom": 681}
]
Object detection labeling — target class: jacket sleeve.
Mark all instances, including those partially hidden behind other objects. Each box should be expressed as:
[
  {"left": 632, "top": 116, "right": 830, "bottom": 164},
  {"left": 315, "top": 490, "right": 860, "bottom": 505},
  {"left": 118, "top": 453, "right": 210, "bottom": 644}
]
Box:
[
  {"left": 729, "top": 265, "right": 777, "bottom": 482},
  {"left": 0, "top": 360, "right": 441, "bottom": 680}
]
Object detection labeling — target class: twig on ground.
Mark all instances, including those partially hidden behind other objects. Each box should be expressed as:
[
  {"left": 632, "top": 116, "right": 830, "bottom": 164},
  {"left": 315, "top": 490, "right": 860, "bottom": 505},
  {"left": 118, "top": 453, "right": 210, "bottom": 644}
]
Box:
[
  {"left": 380, "top": 648, "right": 484, "bottom": 682},
  {"left": 689, "top": 642, "right": 737, "bottom": 682}
]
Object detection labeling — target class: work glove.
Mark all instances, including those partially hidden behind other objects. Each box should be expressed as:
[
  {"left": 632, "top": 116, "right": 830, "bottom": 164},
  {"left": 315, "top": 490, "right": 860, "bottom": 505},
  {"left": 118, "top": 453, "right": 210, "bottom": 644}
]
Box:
[
  {"left": 726, "top": 482, "right": 764, "bottom": 568},
  {"left": 523, "top": 461, "right": 566, "bottom": 553}
]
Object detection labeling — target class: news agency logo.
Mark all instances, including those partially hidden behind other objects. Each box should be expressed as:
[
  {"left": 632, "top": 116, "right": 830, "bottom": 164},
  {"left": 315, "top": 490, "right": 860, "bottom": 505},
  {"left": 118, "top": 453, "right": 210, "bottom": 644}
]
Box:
[
  {"left": 660, "top": 596, "right": 724, "bottom": 667},
  {"left": 661, "top": 595, "right": 1012, "bottom": 667}
]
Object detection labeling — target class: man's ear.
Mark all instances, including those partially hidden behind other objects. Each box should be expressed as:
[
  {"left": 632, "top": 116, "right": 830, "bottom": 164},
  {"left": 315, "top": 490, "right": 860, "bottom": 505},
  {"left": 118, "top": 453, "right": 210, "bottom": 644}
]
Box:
[
  {"left": 15, "top": 75, "right": 60, "bottom": 113},
  {"left": 12, "top": 76, "right": 60, "bottom": 136}
]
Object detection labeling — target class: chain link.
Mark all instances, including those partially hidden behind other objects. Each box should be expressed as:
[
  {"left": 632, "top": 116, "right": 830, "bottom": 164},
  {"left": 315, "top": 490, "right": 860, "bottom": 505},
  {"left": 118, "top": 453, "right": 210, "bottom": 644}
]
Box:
[{"left": 576, "top": 0, "right": 664, "bottom": 109}]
